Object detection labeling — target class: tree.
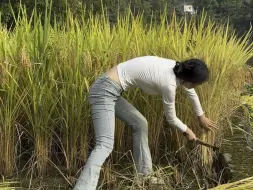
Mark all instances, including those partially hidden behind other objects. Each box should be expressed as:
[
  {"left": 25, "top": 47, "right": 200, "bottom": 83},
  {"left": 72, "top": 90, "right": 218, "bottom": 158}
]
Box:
[
  {"left": 193, "top": 0, "right": 251, "bottom": 33},
  {"left": 193, "top": 0, "right": 219, "bottom": 16},
  {"left": 0, "top": 0, "right": 252, "bottom": 34}
]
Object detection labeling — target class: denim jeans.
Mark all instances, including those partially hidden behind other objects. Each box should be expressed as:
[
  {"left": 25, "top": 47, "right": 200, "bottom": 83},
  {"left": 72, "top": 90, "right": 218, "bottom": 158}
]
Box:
[{"left": 73, "top": 75, "right": 153, "bottom": 190}]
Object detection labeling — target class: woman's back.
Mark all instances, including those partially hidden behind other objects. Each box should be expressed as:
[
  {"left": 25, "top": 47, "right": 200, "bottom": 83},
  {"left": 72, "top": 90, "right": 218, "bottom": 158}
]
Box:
[{"left": 117, "top": 56, "right": 178, "bottom": 94}]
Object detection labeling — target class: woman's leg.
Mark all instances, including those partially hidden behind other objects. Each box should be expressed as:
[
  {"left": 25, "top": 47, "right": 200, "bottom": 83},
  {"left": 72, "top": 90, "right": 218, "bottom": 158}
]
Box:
[
  {"left": 73, "top": 102, "right": 115, "bottom": 190},
  {"left": 73, "top": 78, "right": 119, "bottom": 190},
  {"left": 115, "top": 97, "right": 153, "bottom": 175}
]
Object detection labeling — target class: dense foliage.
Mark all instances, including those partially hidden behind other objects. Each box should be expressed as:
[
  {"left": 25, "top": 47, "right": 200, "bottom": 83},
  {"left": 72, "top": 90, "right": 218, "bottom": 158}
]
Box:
[{"left": 1, "top": 0, "right": 253, "bottom": 32}]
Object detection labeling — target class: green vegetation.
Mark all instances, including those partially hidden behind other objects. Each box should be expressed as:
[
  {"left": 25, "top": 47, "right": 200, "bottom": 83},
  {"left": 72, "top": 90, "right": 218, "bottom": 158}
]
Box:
[
  {"left": 0, "top": 1, "right": 252, "bottom": 189},
  {"left": 193, "top": 0, "right": 253, "bottom": 32},
  {"left": 1, "top": 0, "right": 253, "bottom": 32}
]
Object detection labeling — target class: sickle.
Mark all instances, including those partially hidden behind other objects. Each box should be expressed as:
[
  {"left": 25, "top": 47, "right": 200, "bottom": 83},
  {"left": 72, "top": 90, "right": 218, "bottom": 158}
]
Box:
[
  {"left": 195, "top": 138, "right": 220, "bottom": 151},
  {"left": 183, "top": 132, "right": 220, "bottom": 151}
]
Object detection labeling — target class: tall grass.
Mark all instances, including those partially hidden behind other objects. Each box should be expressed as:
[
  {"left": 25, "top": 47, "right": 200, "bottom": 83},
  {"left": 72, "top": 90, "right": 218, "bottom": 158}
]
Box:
[{"left": 0, "top": 1, "right": 252, "bottom": 188}]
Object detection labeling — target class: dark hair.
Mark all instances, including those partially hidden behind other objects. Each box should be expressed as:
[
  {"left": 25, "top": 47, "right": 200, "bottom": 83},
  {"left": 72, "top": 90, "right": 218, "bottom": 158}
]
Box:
[{"left": 173, "top": 59, "right": 209, "bottom": 83}]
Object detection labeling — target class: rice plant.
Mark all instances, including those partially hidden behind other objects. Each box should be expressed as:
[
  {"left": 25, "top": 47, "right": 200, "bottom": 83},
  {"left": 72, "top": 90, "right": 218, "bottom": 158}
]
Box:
[{"left": 0, "top": 0, "right": 252, "bottom": 188}]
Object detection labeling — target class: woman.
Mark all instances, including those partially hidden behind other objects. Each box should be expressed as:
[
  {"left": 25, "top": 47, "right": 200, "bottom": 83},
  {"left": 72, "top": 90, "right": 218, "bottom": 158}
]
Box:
[{"left": 73, "top": 56, "right": 217, "bottom": 190}]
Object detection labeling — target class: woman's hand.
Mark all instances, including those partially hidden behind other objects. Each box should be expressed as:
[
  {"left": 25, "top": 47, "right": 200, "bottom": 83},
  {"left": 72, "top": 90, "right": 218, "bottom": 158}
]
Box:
[
  {"left": 184, "top": 127, "right": 197, "bottom": 141},
  {"left": 198, "top": 115, "right": 218, "bottom": 131}
]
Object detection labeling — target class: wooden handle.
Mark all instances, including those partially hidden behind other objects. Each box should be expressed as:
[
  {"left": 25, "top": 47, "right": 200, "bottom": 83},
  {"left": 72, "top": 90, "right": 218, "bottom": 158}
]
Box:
[
  {"left": 183, "top": 132, "right": 219, "bottom": 150},
  {"left": 196, "top": 138, "right": 219, "bottom": 150}
]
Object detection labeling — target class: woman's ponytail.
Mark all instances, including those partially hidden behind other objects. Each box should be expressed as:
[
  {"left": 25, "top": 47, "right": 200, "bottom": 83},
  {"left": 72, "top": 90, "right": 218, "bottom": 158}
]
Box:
[{"left": 173, "top": 59, "right": 209, "bottom": 84}]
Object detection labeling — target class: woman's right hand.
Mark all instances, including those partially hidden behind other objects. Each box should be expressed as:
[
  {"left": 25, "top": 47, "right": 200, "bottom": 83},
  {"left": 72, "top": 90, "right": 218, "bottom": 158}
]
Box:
[{"left": 184, "top": 127, "right": 197, "bottom": 141}]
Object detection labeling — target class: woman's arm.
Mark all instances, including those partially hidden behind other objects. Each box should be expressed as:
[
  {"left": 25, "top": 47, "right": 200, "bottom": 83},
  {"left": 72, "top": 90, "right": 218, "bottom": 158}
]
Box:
[
  {"left": 183, "top": 87, "right": 204, "bottom": 116},
  {"left": 183, "top": 87, "right": 218, "bottom": 131},
  {"left": 162, "top": 86, "right": 197, "bottom": 140},
  {"left": 162, "top": 86, "right": 187, "bottom": 132}
]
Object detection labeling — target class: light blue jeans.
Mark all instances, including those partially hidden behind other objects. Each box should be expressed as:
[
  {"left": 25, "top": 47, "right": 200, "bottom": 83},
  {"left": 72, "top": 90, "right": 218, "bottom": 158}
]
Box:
[{"left": 73, "top": 75, "right": 153, "bottom": 190}]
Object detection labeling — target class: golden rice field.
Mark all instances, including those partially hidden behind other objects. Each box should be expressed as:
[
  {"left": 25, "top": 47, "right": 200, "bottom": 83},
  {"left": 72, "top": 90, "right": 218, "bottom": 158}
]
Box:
[{"left": 0, "top": 1, "right": 253, "bottom": 189}]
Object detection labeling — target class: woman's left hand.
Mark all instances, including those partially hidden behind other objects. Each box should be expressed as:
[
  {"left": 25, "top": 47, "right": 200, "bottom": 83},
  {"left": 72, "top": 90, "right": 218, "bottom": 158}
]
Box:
[{"left": 198, "top": 115, "right": 218, "bottom": 131}]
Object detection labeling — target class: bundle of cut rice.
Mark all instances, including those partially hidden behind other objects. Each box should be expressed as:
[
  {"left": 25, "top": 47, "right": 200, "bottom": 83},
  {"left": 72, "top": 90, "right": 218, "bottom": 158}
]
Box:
[{"left": 210, "top": 177, "right": 253, "bottom": 190}]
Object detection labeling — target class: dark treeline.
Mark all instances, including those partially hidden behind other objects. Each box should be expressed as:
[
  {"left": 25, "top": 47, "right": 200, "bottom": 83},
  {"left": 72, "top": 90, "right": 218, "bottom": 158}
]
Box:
[
  {"left": 1, "top": 0, "right": 181, "bottom": 26},
  {"left": 0, "top": 0, "right": 253, "bottom": 33},
  {"left": 194, "top": 0, "right": 253, "bottom": 33}
]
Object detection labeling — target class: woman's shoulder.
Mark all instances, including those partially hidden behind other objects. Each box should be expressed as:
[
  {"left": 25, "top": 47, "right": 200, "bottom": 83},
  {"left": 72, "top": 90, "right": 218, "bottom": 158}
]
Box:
[
  {"left": 122, "top": 55, "right": 176, "bottom": 65},
  {"left": 135, "top": 55, "right": 175, "bottom": 61}
]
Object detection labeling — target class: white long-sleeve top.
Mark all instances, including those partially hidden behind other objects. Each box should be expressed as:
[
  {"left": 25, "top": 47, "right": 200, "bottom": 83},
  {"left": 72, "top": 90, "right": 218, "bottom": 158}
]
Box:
[{"left": 117, "top": 56, "right": 204, "bottom": 132}]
